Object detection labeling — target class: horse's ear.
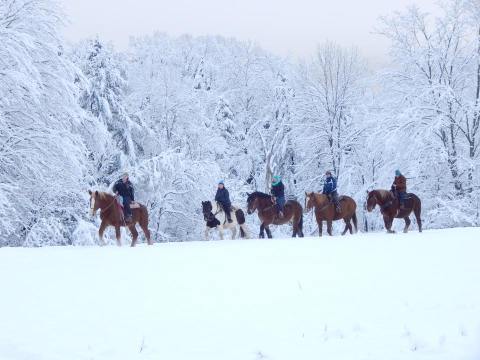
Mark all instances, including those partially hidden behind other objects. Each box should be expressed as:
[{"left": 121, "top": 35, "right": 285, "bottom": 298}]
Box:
[
  {"left": 88, "top": 190, "right": 92, "bottom": 195},
  {"left": 95, "top": 191, "right": 98, "bottom": 197}
]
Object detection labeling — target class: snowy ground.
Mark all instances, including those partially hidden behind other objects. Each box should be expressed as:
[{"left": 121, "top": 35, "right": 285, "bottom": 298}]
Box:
[{"left": 0, "top": 228, "right": 479, "bottom": 360}]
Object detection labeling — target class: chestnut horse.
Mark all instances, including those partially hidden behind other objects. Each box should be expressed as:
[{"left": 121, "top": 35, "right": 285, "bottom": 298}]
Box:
[
  {"left": 89, "top": 190, "right": 152, "bottom": 246},
  {"left": 304, "top": 192, "right": 358, "bottom": 236},
  {"left": 246, "top": 192, "right": 304, "bottom": 238},
  {"left": 366, "top": 189, "right": 422, "bottom": 233}
]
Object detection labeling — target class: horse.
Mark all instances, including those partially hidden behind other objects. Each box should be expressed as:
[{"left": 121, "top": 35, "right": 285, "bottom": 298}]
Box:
[
  {"left": 246, "top": 192, "right": 304, "bottom": 238},
  {"left": 366, "top": 189, "right": 422, "bottom": 233},
  {"left": 304, "top": 192, "right": 358, "bottom": 236},
  {"left": 201, "top": 201, "right": 250, "bottom": 240},
  {"left": 89, "top": 190, "right": 152, "bottom": 246}
]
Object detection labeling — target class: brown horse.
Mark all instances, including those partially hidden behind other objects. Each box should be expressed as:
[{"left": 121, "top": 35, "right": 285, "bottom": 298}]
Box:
[
  {"left": 88, "top": 190, "right": 152, "bottom": 246},
  {"left": 305, "top": 192, "right": 358, "bottom": 236},
  {"left": 246, "top": 192, "right": 304, "bottom": 238},
  {"left": 366, "top": 189, "right": 422, "bottom": 233}
]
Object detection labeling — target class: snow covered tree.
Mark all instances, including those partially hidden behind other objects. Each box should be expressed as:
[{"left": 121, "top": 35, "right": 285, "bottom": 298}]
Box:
[
  {"left": 0, "top": 0, "right": 90, "bottom": 245},
  {"left": 378, "top": 1, "right": 480, "bottom": 226},
  {"left": 70, "top": 38, "right": 138, "bottom": 185}
]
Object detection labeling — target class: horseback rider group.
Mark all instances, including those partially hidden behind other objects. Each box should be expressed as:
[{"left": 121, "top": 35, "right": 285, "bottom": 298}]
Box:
[{"left": 109, "top": 168, "right": 408, "bottom": 223}]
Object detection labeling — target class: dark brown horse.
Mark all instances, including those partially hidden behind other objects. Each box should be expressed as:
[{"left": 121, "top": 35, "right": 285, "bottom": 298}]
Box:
[
  {"left": 88, "top": 190, "right": 152, "bottom": 246},
  {"left": 366, "top": 189, "right": 422, "bottom": 233},
  {"left": 305, "top": 192, "right": 358, "bottom": 236},
  {"left": 246, "top": 192, "right": 304, "bottom": 238}
]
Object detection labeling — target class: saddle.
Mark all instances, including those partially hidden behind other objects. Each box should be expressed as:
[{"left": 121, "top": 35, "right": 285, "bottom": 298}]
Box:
[{"left": 115, "top": 199, "right": 141, "bottom": 222}]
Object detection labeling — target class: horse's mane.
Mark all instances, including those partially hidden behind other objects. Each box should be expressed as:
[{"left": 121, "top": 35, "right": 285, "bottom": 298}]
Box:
[
  {"left": 372, "top": 189, "right": 393, "bottom": 202},
  {"left": 97, "top": 191, "right": 112, "bottom": 200},
  {"left": 247, "top": 191, "right": 271, "bottom": 201}
]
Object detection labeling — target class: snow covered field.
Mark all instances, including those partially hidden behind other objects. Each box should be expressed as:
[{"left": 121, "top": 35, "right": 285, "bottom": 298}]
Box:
[{"left": 0, "top": 228, "right": 479, "bottom": 360}]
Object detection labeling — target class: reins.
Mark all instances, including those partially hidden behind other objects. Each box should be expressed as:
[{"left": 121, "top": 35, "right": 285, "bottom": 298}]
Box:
[{"left": 100, "top": 196, "right": 127, "bottom": 226}]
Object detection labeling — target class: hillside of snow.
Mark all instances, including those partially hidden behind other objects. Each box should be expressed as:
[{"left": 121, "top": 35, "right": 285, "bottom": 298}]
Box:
[{"left": 0, "top": 228, "right": 479, "bottom": 360}]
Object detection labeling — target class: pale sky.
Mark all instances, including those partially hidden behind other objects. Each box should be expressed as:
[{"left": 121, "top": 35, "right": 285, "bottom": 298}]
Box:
[{"left": 61, "top": 0, "right": 440, "bottom": 66}]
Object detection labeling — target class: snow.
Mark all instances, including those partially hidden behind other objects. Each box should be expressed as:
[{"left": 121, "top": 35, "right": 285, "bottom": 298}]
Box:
[{"left": 0, "top": 227, "right": 479, "bottom": 360}]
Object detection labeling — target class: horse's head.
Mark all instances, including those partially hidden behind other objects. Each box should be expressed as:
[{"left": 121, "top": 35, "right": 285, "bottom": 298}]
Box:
[
  {"left": 88, "top": 190, "right": 100, "bottom": 217},
  {"left": 304, "top": 192, "right": 316, "bottom": 212},
  {"left": 366, "top": 191, "right": 377, "bottom": 212},
  {"left": 246, "top": 193, "right": 257, "bottom": 215},
  {"left": 201, "top": 201, "right": 215, "bottom": 222}
]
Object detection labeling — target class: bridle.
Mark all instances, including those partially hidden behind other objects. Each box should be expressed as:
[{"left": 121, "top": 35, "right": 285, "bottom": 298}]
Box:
[
  {"left": 368, "top": 191, "right": 393, "bottom": 211},
  {"left": 306, "top": 194, "right": 331, "bottom": 213},
  {"left": 91, "top": 194, "right": 117, "bottom": 216}
]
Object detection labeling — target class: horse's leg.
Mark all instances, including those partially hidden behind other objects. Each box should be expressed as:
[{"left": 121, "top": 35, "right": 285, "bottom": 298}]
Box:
[
  {"left": 265, "top": 225, "right": 273, "bottom": 239},
  {"left": 259, "top": 223, "right": 265, "bottom": 238},
  {"left": 98, "top": 221, "right": 108, "bottom": 246},
  {"left": 318, "top": 220, "right": 323, "bottom": 237},
  {"left": 403, "top": 216, "right": 411, "bottom": 234},
  {"left": 145, "top": 227, "right": 153, "bottom": 245},
  {"left": 327, "top": 220, "right": 333, "bottom": 236},
  {"left": 348, "top": 218, "right": 353, "bottom": 234},
  {"left": 292, "top": 221, "right": 298, "bottom": 238},
  {"left": 341, "top": 218, "right": 349, "bottom": 236},
  {"left": 384, "top": 215, "right": 395, "bottom": 233},
  {"left": 204, "top": 227, "right": 210, "bottom": 241},
  {"left": 231, "top": 225, "right": 237, "bottom": 239},
  {"left": 218, "top": 226, "right": 224, "bottom": 240},
  {"left": 240, "top": 224, "right": 249, "bottom": 239},
  {"left": 414, "top": 202, "right": 422, "bottom": 233},
  {"left": 138, "top": 217, "right": 152, "bottom": 245},
  {"left": 115, "top": 226, "right": 121, "bottom": 246},
  {"left": 129, "top": 225, "right": 139, "bottom": 247},
  {"left": 298, "top": 215, "right": 304, "bottom": 238}
]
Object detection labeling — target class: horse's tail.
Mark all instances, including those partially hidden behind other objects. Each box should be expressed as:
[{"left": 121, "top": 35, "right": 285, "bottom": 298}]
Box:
[
  {"left": 352, "top": 211, "right": 358, "bottom": 233},
  {"left": 235, "top": 209, "right": 246, "bottom": 225},
  {"left": 235, "top": 209, "right": 248, "bottom": 238},
  {"left": 413, "top": 195, "right": 422, "bottom": 233}
]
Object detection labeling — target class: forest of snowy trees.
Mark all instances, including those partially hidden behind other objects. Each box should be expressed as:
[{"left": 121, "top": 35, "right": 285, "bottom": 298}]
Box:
[{"left": 1, "top": 0, "right": 479, "bottom": 246}]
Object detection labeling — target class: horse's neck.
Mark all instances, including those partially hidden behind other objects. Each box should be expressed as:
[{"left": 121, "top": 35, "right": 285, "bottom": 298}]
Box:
[
  {"left": 376, "top": 190, "right": 393, "bottom": 204},
  {"left": 100, "top": 196, "right": 114, "bottom": 209},
  {"left": 314, "top": 194, "right": 328, "bottom": 207},
  {"left": 99, "top": 195, "right": 117, "bottom": 217},
  {"left": 259, "top": 198, "right": 274, "bottom": 210}
]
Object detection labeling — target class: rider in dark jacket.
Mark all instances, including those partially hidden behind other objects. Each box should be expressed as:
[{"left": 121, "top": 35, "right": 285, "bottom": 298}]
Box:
[
  {"left": 113, "top": 172, "right": 135, "bottom": 221},
  {"left": 215, "top": 180, "right": 233, "bottom": 223},
  {"left": 271, "top": 175, "right": 286, "bottom": 218},
  {"left": 391, "top": 170, "right": 407, "bottom": 209},
  {"left": 322, "top": 170, "right": 341, "bottom": 213}
]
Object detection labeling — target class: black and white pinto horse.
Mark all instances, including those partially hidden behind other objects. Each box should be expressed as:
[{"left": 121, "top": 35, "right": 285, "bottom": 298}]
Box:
[{"left": 202, "top": 201, "right": 250, "bottom": 240}]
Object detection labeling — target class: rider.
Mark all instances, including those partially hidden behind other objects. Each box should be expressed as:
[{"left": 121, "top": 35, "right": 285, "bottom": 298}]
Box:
[
  {"left": 391, "top": 169, "right": 407, "bottom": 209},
  {"left": 271, "top": 175, "right": 285, "bottom": 218},
  {"left": 322, "top": 170, "right": 341, "bottom": 213},
  {"left": 215, "top": 180, "right": 233, "bottom": 223},
  {"left": 113, "top": 172, "right": 135, "bottom": 221}
]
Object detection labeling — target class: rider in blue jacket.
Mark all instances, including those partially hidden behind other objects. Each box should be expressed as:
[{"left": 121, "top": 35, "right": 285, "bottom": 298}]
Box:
[
  {"left": 215, "top": 180, "right": 233, "bottom": 223},
  {"left": 322, "top": 170, "right": 341, "bottom": 213}
]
